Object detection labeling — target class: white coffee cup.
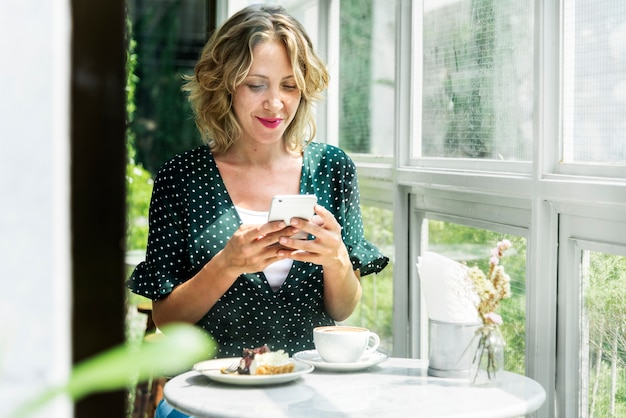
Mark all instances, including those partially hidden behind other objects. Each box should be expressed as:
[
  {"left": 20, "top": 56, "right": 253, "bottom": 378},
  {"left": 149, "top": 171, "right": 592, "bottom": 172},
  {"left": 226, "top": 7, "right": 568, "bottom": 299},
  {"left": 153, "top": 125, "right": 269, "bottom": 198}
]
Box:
[{"left": 313, "top": 326, "right": 380, "bottom": 363}]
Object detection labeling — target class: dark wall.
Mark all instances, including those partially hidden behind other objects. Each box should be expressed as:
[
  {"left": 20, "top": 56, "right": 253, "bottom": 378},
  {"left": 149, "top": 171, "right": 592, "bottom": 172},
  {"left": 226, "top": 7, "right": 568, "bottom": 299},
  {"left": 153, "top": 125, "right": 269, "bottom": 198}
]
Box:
[{"left": 71, "top": 0, "right": 127, "bottom": 416}]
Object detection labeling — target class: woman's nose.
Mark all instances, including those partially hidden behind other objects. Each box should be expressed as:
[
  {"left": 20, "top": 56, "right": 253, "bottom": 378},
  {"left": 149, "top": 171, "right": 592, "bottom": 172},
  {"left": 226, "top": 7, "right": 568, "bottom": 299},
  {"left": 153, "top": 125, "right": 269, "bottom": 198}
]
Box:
[{"left": 264, "top": 89, "right": 284, "bottom": 111}]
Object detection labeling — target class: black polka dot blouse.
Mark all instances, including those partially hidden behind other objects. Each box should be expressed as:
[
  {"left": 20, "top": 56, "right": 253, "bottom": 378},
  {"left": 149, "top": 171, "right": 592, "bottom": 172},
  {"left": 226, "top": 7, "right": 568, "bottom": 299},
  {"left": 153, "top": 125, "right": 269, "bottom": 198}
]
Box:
[{"left": 127, "top": 142, "right": 389, "bottom": 357}]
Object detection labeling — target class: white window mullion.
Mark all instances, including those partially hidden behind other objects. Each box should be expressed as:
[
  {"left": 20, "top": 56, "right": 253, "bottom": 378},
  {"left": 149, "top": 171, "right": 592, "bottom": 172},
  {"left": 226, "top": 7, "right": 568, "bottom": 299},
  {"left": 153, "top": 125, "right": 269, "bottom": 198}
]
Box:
[
  {"left": 315, "top": 0, "right": 339, "bottom": 145},
  {"left": 390, "top": 0, "right": 415, "bottom": 357}
]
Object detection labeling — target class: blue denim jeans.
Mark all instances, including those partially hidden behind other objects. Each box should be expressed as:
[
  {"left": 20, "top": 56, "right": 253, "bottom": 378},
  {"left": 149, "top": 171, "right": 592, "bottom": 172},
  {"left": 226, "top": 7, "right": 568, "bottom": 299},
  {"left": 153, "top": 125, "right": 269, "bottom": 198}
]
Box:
[{"left": 155, "top": 399, "right": 190, "bottom": 418}]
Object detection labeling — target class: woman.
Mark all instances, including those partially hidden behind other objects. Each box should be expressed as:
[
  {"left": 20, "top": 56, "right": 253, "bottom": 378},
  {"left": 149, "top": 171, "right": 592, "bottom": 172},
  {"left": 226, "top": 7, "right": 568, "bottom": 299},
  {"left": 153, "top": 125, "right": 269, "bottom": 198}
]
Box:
[{"left": 128, "top": 4, "right": 388, "bottom": 416}]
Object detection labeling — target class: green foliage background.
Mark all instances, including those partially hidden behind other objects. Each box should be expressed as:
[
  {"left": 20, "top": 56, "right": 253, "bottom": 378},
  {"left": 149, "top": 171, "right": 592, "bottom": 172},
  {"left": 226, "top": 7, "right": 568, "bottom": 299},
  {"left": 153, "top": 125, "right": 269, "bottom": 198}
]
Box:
[
  {"left": 345, "top": 206, "right": 395, "bottom": 351},
  {"left": 338, "top": 0, "right": 372, "bottom": 153},
  {"left": 126, "top": 29, "right": 154, "bottom": 251},
  {"left": 129, "top": 0, "right": 203, "bottom": 176},
  {"left": 585, "top": 252, "right": 626, "bottom": 417}
]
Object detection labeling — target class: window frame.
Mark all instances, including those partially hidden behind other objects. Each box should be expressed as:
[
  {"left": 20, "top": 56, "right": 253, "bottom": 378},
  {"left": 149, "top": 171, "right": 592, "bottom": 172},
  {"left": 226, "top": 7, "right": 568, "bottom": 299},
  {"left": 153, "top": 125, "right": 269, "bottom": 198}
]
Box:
[
  {"left": 351, "top": 1, "right": 626, "bottom": 417},
  {"left": 557, "top": 211, "right": 626, "bottom": 417}
]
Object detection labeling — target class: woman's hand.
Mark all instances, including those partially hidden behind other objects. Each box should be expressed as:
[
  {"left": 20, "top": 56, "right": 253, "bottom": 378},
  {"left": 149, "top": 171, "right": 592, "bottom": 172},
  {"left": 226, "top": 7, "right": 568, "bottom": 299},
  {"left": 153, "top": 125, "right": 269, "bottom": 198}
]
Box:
[
  {"left": 219, "top": 221, "right": 294, "bottom": 276},
  {"left": 275, "top": 205, "right": 345, "bottom": 267},
  {"left": 275, "top": 204, "right": 362, "bottom": 321}
]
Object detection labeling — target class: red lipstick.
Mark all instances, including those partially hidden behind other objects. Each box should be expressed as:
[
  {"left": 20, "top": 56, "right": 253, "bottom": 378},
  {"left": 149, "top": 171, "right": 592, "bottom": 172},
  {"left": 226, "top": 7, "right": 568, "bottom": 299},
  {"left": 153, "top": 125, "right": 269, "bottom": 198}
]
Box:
[{"left": 257, "top": 117, "right": 282, "bottom": 128}]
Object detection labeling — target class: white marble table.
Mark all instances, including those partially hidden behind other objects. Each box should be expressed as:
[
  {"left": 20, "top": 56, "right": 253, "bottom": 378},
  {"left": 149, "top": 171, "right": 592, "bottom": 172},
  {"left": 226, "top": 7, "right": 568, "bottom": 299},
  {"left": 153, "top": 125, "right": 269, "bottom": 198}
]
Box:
[{"left": 164, "top": 357, "right": 546, "bottom": 418}]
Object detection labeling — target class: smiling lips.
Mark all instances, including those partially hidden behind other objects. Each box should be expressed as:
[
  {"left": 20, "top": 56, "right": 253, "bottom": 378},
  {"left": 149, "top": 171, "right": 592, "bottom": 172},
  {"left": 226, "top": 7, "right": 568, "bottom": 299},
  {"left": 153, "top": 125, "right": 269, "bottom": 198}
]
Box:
[{"left": 257, "top": 117, "right": 283, "bottom": 128}]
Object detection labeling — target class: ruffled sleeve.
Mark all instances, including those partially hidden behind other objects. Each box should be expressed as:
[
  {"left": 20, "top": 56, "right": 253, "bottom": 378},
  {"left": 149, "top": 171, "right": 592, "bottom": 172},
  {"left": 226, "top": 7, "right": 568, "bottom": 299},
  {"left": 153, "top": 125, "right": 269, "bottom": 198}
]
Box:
[
  {"left": 339, "top": 158, "right": 389, "bottom": 277},
  {"left": 347, "top": 238, "right": 389, "bottom": 277},
  {"left": 127, "top": 153, "right": 194, "bottom": 300}
]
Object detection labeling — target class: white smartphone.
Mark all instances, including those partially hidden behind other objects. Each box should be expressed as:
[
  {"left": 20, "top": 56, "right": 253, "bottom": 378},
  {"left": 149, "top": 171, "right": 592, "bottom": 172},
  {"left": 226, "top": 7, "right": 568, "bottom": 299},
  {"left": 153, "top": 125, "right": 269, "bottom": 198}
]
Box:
[{"left": 268, "top": 194, "right": 317, "bottom": 239}]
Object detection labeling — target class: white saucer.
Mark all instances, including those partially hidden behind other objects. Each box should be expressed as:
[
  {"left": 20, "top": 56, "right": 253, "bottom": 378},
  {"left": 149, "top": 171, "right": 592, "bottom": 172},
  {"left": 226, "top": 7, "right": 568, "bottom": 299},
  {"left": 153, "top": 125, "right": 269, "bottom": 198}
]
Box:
[{"left": 293, "top": 350, "right": 389, "bottom": 372}]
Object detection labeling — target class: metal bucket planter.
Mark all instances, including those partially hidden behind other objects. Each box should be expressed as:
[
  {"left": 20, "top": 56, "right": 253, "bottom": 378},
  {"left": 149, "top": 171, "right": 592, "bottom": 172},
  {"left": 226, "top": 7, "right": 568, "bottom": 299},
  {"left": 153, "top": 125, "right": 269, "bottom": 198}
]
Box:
[{"left": 427, "top": 319, "right": 481, "bottom": 378}]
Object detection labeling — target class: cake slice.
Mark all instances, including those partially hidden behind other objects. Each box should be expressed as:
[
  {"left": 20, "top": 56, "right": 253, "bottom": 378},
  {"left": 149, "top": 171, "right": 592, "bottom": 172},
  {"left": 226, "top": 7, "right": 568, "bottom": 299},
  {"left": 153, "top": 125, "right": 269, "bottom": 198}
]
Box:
[
  {"left": 250, "top": 350, "right": 295, "bottom": 375},
  {"left": 232, "top": 345, "right": 295, "bottom": 375}
]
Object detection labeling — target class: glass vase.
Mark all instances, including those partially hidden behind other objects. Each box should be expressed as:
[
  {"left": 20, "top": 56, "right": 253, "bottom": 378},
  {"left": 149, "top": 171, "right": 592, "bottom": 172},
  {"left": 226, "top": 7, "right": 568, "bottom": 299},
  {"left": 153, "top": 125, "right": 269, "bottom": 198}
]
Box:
[{"left": 469, "top": 324, "right": 505, "bottom": 386}]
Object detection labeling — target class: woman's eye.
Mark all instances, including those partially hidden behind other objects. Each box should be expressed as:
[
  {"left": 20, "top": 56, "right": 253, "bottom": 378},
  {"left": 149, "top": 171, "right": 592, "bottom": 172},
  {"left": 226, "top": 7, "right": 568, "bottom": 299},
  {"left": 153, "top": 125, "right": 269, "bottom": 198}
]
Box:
[
  {"left": 247, "top": 84, "right": 265, "bottom": 91},
  {"left": 283, "top": 85, "right": 297, "bottom": 91}
]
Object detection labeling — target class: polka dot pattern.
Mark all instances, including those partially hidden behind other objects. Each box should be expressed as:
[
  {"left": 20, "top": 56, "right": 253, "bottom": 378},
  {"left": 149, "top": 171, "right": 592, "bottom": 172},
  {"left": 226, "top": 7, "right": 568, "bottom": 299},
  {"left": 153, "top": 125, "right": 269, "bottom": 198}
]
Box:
[{"left": 127, "top": 142, "right": 389, "bottom": 357}]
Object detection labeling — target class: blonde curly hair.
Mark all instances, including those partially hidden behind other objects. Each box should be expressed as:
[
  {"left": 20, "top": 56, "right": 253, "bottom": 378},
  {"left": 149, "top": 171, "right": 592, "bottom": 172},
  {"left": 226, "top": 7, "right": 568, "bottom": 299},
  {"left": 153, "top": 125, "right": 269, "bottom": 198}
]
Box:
[{"left": 182, "top": 4, "right": 330, "bottom": 154}]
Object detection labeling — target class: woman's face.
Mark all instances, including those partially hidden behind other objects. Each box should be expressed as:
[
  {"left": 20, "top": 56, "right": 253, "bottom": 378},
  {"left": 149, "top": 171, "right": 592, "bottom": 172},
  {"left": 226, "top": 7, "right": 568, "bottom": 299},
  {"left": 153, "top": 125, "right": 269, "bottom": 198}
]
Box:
[{"left": 232, "top": 40, "right": 302, "bottom": 147}]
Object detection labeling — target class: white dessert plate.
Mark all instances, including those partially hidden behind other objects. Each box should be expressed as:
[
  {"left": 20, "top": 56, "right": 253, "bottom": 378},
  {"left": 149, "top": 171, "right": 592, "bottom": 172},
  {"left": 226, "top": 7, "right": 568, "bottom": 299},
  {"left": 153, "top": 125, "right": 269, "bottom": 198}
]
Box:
[
  {"left": 193, "top": 358, "right": 313, "bottom": 386},
  {"left": 292, "top": 350, "right": 389, "bottom": 372}
]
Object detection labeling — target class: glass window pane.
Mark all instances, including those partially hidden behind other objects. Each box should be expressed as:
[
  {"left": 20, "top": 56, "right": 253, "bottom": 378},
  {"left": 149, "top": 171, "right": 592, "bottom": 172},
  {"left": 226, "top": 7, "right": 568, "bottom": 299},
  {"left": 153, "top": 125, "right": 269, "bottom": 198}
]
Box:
[
  {"left": 338, "top": 0, "right": 395, "bottom": 155},
  {"left": 129, "top": 0, "right": 206, "bottom": 174},
  {"left": 228, "top": 1, "right": 321, "bottom": 45},
  {"left": 419, "top": 0, "right": 533, "bottom": 161},
  {"left": 342, "top": 206, "right": 395, "bottom": 353},
  {"left": 581, "top": 251, "right": 626, "bottom": 416},
  {"left": 562, "top": 1, "right": 626, "bottom": 164},
  {"left": 425, "top": 220, "right": 526, "bottom": 374}
]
